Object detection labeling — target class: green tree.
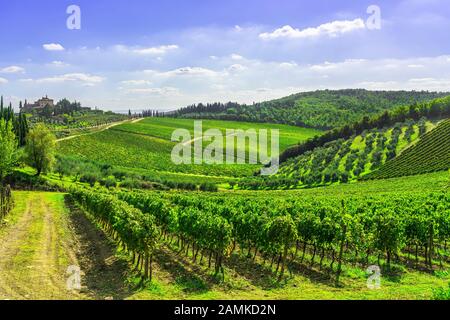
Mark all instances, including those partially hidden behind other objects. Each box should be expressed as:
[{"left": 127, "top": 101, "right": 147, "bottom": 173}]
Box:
[
  {"left": 24, "top": 123, "right": 56, "bottom": 176},
  {"left": 0, "top": 119, "right": 18, "bottom": 183}
]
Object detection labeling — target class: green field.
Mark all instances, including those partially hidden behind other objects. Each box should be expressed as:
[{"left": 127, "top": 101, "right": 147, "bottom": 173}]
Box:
[
  {"left": 113, "top": 118, "right": 320, "bottom": 151},
  {"left": 57, "top": 118, "right": 321, "bottom": 181}
]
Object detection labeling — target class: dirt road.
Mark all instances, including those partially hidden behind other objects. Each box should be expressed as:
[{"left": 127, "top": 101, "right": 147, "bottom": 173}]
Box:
[
  {"left": 57, "top": 118, "right": 144, "bottom": 142},
  {"left": 0, "top": 192, "right": 129, "bottom": 300}
]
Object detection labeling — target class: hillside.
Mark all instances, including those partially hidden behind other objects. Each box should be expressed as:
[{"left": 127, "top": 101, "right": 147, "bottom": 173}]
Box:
[
  {"left": 173, "top": 90, "right": 448, "bottom": 129},
  {"left": 366, "top": 118, "right": 450, "bottom": 179},
  {"left": 238, "top": 118, "right": 435, "bottom": 189},
  {"left": 56, "top": 118, "right": 319, "bottom": 186},
  {"left": 279, "top": 95, "right": 450, "bottom": 164}
]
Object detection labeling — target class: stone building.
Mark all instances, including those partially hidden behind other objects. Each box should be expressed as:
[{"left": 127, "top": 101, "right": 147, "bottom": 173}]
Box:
[{"left": 23, "top": 95, "right": 54, "bottom": 111}]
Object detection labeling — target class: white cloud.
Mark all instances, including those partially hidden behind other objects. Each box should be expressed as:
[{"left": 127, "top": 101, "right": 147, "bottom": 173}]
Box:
[
  {"left": 259, "top": 19, "right": 366, "bottom": 40},
  {"left": 407, "top": 64, "right": 425, "bottom": 68},
  {"left": 357, "top": 81, "right": 399, "bottom": 89},
  {"left": 279, "top": 62, "right": 298, "bottom": 68},
  {"left": 309, "top": 59, "right": 367, "bottom": 72},
  {"left": 116, "top": 44, "right": 179, "bottom": 55},
  {"left": 49, "top": 60, "right": 70, "bottom": 67},
  {"left": 310, "top": 61, "right": 338, "bottom": 71},
  {"left": 1, "top": 66, "right": 25, "bottom": 74},
  {"left": 149, "top": 67, "right": 219, "bottom": 78},
  {"left": 128, "top": 55, "right": 450, "bottom": 107},
  {"left": 125, "top": 87, "right": 179, "bottom": 95},
  {"left": 29, "top": 73, "right": 104, "bottom": 85},
  {"left": 231, "top": 53, "right": 244, "bottom": 60},
  {"left": 408, "top": 77, "right": 450, "bottom": 87},
  {"left": 228, "top": 64, "right": 247, "bottom": 72},
  {"left": 121, "top": 80, "right": 153, "bottom": 86},
  {"left": 43, "top": 43, "right": 65, "bottom": 51},
  {"left": 0, "top": 77, "right": 8, "bottom": 84}
]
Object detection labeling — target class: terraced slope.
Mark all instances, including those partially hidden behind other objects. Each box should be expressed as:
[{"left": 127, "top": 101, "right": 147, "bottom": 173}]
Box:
[{"left": 366, "top": 118, "right": 450, "bottom": 179}]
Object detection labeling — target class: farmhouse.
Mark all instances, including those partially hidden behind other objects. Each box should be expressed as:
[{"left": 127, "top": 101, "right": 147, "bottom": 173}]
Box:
[{"left": 23, "top": 95, "right": 54, "bottom": 112}]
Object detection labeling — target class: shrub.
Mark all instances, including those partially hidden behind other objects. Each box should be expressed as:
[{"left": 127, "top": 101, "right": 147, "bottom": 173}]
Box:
[
  {"left": 100, "top": 176, "right": 117, "bottom": 188},
  {"left": 80, "top": 173, "right": 99, "bottom": 187},
  {"left": 199, "top": 183, "right": 218, "bottom": 192},
  {"left": 120, "top": 178, "right": 142, "bottom": 189}
]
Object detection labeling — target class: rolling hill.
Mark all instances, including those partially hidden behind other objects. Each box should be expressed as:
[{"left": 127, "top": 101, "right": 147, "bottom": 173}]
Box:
[
  {"left": 173, "top": 89, "right": 448, "bottom": 129},
  {"left": 237, "top": 95, "right": 450, "bottom": 190},
  {"left": 56, "top": 118, "right": 320, "bottom": 183}
]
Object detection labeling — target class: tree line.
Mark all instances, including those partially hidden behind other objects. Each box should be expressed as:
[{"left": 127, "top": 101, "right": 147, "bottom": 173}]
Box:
[{"left": 1, "top": 96, "right": 28, "bottom": 147}]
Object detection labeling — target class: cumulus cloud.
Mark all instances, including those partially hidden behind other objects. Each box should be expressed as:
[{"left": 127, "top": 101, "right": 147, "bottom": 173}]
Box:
[
  {"left": 259, "top": 19, "right": 366, "bottom": 40},
  {"left": 0, "top": 66, "right": 25, "bottom": 74},
  {"left": 43, "top": 43, "right": 65, "bottom": 51},
  {"left": 116, "top": 44, "right": 179, "bottom": 55},
  {"left": 0, "top": 77, "right": 8, "bottom": 84},
  {"left": 231, "top": 53, "right": 244, "bottom": 60},
  {"left": 27, "top": 73, "right": 104, "bottom": 85},
  {"left": 121, "top": 80, "right": 153, "bottom": 86},
  {"left": 49, "top": 61, "right": 70, "bottom": 67}
]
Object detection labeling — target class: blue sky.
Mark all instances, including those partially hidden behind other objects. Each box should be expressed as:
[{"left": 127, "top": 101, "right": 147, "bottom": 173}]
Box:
[{"left": 1, "top": 0, "right": 450, "bottom": 111}]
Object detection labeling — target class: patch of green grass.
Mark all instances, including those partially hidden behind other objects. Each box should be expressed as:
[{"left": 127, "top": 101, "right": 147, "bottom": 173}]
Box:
[
  {"left": 434, "top": 270, "right": 450, "bottom": 279},
  {"left": 128, "top": 261, "right": 450, "bottom": 300},
  {"left": 114, "top": 118, "right": 321, "bottom": 151}
]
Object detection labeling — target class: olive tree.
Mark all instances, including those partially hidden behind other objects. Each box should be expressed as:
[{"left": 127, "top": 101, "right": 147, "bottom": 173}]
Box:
[{"left": 24, "top": 123, "right": 56, "bottom": 176}]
